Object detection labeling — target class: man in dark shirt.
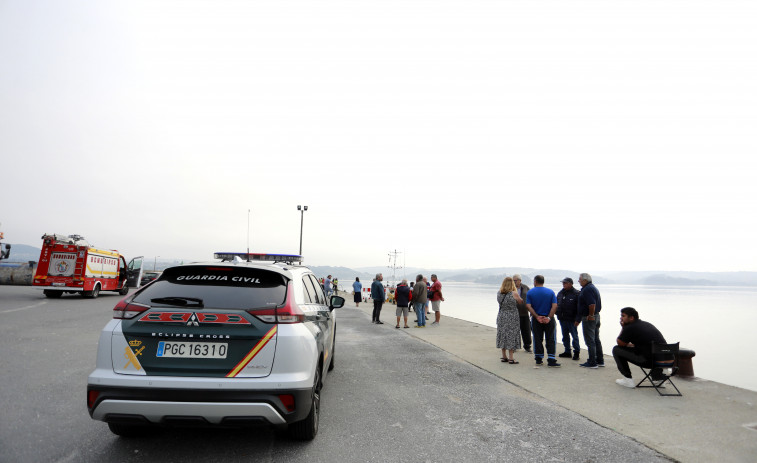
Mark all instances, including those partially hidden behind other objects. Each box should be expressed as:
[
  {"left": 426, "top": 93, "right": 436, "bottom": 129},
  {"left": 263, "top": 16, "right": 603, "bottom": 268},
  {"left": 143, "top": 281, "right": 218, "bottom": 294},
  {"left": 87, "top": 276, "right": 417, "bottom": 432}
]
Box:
[
  {"left": 370, "top": 273, "right": 385, "bottom": 324},
  {"left": 575, "top": 273, "right": 603, "bottom": 368},
  {"left": 556, "top": 277, "right": 581, "bottom": 360},
  {"left": 613, "top": 307, "right": 673, "bottom": 388}
]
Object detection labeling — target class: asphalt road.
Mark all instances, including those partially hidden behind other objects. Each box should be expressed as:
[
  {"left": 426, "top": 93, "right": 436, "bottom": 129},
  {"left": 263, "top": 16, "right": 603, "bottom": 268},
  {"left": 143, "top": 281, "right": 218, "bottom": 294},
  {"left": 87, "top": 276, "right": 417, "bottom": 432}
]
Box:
[{"left": 0, "top": 286, "right": 669, "bottom": 462}]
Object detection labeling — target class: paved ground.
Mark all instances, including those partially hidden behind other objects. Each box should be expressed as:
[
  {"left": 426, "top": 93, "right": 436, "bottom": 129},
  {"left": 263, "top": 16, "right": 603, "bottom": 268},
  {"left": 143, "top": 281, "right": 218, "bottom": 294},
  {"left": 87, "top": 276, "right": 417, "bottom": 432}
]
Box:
[
  {"left": 0, "top": 286, "right": 670, "bottom": 463},
  {"left": 357, "top": 296, "right": 757, "bottom": 463}
]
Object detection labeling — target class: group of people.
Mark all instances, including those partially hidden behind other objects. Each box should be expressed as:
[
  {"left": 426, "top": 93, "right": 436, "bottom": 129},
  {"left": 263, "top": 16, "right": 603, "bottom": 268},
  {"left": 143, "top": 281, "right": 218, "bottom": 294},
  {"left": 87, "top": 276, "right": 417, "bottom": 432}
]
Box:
[
  {"left": 362, "top": 273, "right": 444, "bottom": 328},
  {"left": 321, "top": 275, "right": 338, "bottom": 299},
  {"left": 496, "top": 273, "right": 673, "bottom": 388}
]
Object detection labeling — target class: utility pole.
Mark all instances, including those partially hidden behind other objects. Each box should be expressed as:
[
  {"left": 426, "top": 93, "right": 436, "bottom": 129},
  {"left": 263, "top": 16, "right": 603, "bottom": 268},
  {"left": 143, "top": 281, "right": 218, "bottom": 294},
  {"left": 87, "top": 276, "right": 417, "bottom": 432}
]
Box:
[
  {"left": 298, "top": 205, "right": 308, "bottom": 255},
  {"left": 387, "top": 249, "right": 403, "bottom": 287}
]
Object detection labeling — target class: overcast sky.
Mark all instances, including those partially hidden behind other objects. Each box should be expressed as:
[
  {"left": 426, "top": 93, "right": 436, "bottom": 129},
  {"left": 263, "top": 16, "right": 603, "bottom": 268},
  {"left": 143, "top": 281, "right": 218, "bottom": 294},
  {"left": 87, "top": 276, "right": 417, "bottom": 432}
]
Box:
[{"left": 1, "top": 1, "right": 755, "bottom": 273}]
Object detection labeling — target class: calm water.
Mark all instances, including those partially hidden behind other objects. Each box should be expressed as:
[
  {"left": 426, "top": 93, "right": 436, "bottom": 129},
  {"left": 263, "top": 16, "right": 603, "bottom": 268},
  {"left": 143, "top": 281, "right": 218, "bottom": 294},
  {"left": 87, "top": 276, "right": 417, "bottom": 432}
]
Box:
[{"left": 435, "top": 282, "right": 757, "bottom": 392}]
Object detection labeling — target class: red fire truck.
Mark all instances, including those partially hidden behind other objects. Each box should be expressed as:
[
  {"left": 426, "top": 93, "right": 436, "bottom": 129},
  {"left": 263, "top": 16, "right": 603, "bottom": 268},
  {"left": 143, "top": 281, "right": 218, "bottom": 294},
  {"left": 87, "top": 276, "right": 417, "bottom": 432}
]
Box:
[{"left": 32, "top": 234, "right": 143, "bottom": 298}]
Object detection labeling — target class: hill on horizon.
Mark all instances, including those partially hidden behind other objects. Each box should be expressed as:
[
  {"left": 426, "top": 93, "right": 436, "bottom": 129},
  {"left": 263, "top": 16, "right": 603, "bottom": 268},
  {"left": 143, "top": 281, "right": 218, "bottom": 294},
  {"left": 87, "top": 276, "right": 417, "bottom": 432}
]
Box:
[{"left": 7, "top": 243, "right": 753, "bottom": 287}]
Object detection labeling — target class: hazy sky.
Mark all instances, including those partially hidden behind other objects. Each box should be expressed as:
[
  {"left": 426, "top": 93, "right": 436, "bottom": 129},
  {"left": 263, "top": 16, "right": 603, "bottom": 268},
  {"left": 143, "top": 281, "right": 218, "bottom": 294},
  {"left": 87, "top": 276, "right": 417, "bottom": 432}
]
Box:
[{"left": 1, "top": 1, "right": 755, "bottom": 273}]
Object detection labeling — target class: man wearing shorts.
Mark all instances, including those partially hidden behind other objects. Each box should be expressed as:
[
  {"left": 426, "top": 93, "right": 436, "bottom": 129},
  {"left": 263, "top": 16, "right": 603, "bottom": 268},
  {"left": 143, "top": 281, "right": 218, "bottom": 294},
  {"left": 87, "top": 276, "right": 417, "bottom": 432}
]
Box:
[
  {"left": 394, "top": 279, "right": 412, "bottom": 328},
  {"left": 429, "top": 274, "right": 444, "bottom": 325}
]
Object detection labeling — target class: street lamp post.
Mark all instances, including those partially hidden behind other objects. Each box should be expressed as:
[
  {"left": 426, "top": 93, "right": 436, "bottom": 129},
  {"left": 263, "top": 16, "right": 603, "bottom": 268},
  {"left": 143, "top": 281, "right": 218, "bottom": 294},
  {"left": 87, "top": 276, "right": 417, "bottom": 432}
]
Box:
[
  {"left": 154, "top": 256, "right": 160, "bottom": 271},
  {"left": 297, "top": 205, "right": 308, "bottom": 255}
]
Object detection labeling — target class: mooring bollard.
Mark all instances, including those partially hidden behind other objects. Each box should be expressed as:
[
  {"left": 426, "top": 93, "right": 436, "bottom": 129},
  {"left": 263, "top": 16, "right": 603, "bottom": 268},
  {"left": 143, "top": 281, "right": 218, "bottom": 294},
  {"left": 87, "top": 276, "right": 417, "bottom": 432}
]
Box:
[{"left": 677, "top": 348, "right": 696, "bottom": 378}]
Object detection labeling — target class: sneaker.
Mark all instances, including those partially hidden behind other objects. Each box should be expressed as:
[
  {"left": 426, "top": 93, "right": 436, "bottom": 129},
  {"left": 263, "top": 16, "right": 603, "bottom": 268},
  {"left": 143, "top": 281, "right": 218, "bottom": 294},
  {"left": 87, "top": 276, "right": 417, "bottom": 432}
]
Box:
[
  {"left": 597, "top": 362, "right": 605, "bottom": 367},
  {"left": 615, "top": 377, "right": 636, "bottom": 388},
  {"left": 572, "top": 353, "right": 580, "bottom": 361},
  {"left": 548, "top": 361, "right": 561, "bottom": 367},
  {"left": 431, "top": 321, "right": 438, "bottom": 325},
  {"left": 535, "top": 359, "right": 543, "bottom": 365},
  {"left": 376, "top": 321, "right": 384, "bottom": 325},
  {"left": 558, "top": 352, "right": 572, "bottom": 358},
  {"left": 524, "top": 347, "right": 532, "bottom": 353},
  {"left": 579, "top": 362, "right": 599, "bottom": 369}
]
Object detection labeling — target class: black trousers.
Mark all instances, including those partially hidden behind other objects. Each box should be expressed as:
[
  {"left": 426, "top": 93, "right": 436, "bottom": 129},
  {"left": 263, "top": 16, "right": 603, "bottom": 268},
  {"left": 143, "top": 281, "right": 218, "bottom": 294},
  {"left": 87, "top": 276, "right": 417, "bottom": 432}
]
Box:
[
  {"left": 612, "top": 345, "right": 662, "bottom": 380},
  {"left": 372, "top": 300, "right": 384, "bottom": 322},
  {"left": 519, "top": 315, "right": 532, "bottom": 349}
]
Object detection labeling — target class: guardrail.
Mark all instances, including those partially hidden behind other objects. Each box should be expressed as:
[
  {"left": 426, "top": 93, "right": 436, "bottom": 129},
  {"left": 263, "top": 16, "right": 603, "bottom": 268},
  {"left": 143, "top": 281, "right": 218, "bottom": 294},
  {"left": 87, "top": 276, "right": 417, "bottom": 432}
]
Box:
[{"left": 0, "top": 262, "right": 36, "bottom": 285}]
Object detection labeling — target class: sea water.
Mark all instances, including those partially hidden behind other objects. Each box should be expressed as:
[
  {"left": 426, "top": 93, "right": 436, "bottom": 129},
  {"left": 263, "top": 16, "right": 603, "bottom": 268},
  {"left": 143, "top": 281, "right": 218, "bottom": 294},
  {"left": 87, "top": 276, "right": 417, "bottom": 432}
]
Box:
[{"left": 435, "top": 282, "right": 757, "bottom": 392}]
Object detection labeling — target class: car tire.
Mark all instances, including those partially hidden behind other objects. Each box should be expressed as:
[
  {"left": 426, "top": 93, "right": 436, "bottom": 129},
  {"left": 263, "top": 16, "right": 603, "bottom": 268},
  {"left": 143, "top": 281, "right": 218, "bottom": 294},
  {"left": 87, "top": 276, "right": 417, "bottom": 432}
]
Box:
[
  {"left": 289, "top": 364, "right": 321, "bottom": 441},
  {"left": 43, "top": 290, "right": 62, "bottom": 298},
  {"left": 107, "top": 422, "right": 150, "bottom": 437},
  {"left": 119, "top": 284, "right": 129, "bottom": 296},
  {"left": 328, "top": 333, "right": 335, "bottom": 372},
  {"left": 83, "top": 284, "right": 101, "bottom": 299}
]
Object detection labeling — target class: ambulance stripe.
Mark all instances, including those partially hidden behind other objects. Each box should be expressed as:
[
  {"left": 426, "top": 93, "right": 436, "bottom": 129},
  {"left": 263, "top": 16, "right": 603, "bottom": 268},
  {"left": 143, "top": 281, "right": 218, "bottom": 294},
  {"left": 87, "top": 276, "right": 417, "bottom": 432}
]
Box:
[{"left": 226, "top": 326, "right": 277, "bottom": 378}]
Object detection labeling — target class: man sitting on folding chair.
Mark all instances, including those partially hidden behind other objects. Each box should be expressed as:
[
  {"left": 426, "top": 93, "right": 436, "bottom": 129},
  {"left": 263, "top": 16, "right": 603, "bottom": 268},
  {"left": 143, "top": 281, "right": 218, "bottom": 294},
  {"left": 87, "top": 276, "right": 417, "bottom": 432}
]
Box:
[{"left": 612, "top": 307, "right": 674, "bottom": 389}]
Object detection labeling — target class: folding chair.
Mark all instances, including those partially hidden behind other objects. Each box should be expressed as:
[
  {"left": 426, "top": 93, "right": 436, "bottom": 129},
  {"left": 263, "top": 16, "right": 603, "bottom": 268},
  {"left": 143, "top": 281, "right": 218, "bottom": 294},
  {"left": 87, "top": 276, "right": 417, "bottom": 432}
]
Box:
[{"left": 636, "top": 342, "right": 682, "bottom": 396}]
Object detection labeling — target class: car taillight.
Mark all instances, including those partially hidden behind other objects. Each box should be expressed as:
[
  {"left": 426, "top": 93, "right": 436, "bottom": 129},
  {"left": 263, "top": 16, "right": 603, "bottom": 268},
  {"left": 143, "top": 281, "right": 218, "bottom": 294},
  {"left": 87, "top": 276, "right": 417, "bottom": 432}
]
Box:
[
  {"left": 87, "top": 389, "right": 100, "bottom": 409},
  {"left": 113, "top": 298, "right": 149, "bottom": 319},
  {"left": 246, "top": 282, "right": 304, "bottom": 324},
  {"left": 249, "top": 308, "right": 278, "bottom": 323},
  {"left": 278, "top": 394, "right": 295, "bottom": 412}
]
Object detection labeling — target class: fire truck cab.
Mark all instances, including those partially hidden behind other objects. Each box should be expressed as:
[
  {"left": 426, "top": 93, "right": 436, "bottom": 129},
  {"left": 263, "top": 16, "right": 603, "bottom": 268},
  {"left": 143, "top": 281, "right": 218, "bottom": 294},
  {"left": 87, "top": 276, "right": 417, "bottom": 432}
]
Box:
[{"left": 32, "top": 234, "right": 143, "bottom": 298}]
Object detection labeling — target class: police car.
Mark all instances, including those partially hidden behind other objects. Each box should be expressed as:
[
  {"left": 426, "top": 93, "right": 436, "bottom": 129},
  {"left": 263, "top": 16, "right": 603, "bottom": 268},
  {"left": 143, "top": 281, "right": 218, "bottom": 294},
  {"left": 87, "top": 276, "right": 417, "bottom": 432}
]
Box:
[{"left": 87, "top": 253, "right": 344, "bottom": 440}]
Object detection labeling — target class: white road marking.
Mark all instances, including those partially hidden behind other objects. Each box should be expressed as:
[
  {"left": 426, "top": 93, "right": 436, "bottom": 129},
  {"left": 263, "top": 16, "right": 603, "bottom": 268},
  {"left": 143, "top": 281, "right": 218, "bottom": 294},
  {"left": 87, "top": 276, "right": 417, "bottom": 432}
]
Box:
[{"left": 0, "top": 300, "right": 47, "bottom": 314}]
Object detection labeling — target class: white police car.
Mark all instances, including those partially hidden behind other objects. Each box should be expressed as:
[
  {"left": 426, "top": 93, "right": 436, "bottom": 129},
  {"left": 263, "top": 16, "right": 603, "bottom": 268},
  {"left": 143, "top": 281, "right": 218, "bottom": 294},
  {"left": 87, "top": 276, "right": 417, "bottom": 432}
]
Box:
[{"left": 87, "top": 253, "right": 344, "bottom": 440}]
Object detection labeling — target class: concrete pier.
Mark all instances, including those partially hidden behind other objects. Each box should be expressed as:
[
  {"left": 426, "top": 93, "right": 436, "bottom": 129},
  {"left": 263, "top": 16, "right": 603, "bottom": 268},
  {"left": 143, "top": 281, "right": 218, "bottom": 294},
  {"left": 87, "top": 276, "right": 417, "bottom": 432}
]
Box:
[{"left": 351, "top": 296, "right": 757, "bottom": 463}]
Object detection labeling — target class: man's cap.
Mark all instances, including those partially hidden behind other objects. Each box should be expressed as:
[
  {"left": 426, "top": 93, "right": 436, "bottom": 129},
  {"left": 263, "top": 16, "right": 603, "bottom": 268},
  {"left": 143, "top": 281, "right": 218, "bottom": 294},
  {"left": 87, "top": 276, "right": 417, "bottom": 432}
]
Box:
[{"left": 561, "top": 277, "right": 573, "bottom": 284}]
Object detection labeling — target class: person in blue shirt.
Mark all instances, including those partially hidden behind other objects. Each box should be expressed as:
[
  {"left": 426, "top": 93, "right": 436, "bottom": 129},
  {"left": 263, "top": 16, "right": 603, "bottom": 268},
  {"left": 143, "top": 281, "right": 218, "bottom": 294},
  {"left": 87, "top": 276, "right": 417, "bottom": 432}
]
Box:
[
  {"left": 352, "top": 277, "right": 363, "bottom": 307},
  {"left": 525, "top": 275, "right": 560, "bottom": 367},
  {"left": 323, "top": 275, "right": 333, "bottom": 299}
]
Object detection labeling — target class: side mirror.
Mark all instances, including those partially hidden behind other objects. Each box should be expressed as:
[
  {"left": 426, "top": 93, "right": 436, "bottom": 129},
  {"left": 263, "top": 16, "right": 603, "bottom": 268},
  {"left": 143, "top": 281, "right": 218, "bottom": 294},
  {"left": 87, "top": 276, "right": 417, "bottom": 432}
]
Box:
[{"left": 329, "top": 295, "right": 345, "bottom": 310}]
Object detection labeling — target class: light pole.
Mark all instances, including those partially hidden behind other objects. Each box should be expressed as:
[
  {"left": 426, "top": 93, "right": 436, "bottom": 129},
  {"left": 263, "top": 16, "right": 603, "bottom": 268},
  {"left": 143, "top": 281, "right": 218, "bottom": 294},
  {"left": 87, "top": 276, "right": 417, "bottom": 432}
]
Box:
[
  {"left": 154, "top": 256, "right": 159, "bottom": 271},
  {"left": 297, "top": 205, "right": 308, "bottom": 255}
]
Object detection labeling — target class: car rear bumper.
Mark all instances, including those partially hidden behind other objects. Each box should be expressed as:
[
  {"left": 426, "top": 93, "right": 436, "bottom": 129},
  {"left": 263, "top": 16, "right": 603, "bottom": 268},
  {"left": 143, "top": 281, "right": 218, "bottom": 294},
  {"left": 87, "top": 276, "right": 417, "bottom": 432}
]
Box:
[{"left": 87, "top": 385, "right": 312, "bottom": 426}]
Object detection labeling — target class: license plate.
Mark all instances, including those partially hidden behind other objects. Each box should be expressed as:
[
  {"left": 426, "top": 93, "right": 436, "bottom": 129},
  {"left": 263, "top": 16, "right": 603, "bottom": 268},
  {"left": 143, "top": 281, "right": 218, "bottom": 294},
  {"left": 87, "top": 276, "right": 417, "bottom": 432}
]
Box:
[
  {"left": 157, "top": 341, "right": 228, "bottom": 359},
  {"left": 52, "top": 282, "right": 65, "bottom": 287}
]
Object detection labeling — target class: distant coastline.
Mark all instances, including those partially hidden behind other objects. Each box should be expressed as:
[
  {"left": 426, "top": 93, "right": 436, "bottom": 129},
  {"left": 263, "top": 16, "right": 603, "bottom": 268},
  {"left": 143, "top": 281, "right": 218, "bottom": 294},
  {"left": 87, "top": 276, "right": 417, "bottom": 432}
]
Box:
[
  {"left": 311, "top": 265, "right": 757, "bottom": 288},
  {"left": 6, "top": 243, "right": 754, "bottom": 287}
]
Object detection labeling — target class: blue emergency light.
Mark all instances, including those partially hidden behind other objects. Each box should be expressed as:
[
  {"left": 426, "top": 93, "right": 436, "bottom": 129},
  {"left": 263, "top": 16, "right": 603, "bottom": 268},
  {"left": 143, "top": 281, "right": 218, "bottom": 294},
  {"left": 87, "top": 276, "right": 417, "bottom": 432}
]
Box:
[{"left": 214, "top": 252, "right": 303, "bottom": 264}]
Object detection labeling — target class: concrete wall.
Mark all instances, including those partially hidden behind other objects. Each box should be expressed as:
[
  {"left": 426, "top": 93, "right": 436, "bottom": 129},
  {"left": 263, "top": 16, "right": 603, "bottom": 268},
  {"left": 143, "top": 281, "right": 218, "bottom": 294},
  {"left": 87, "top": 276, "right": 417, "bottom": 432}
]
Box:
[{"left": 0, "top": 262, "right": 37, "bottom": 285}]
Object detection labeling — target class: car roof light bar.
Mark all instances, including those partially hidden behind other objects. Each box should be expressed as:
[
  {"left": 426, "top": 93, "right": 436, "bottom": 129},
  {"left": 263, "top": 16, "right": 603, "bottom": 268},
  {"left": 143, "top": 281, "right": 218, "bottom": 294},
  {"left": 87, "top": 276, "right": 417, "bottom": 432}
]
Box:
[{"left": 214, "top": 252, "right": 303, "bottom": 264}]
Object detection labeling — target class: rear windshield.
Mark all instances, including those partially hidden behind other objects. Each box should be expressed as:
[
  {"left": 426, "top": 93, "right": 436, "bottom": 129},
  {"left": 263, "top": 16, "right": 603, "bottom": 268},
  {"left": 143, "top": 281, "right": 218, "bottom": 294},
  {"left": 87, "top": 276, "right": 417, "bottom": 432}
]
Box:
[{"left": 133, "top": 265, "right": 288, "bottom": 310}]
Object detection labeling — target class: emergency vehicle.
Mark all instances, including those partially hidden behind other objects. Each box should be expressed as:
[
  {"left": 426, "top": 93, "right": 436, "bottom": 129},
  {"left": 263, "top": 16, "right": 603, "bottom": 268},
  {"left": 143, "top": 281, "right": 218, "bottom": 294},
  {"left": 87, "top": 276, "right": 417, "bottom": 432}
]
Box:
[
  {"left": 0, "top": 224, "right": 9, "bottom": 260},
  {"left": 32, "top": 234, "right": 143, "bottom": 298}
]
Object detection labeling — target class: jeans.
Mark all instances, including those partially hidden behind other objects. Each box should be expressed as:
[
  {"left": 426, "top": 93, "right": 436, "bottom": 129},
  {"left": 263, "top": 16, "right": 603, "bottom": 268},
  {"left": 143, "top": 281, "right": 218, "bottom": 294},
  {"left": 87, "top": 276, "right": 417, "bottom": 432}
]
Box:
[
  {"left": 372, "top": 300, "right": 383, "bottom": 322},
  {"left": 531, "top": 317, "right": 557, "bottom": 361},
  {"left": 581, "top": 313, "right": 604, "bottom": 365},
  {"left": 612, "top": 345, "right": 662, "bottom": 380},
  {"left": 558, "top": 317, "right": 580, "bottom": 354},
  {"left": 414, "top": 302, "right": 426, "bottom": 326}
]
